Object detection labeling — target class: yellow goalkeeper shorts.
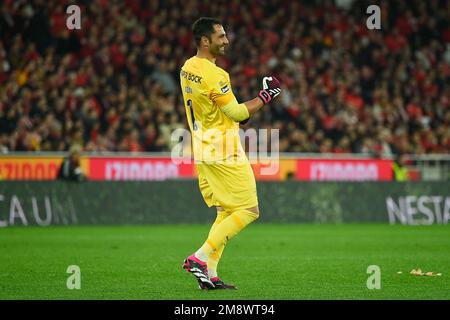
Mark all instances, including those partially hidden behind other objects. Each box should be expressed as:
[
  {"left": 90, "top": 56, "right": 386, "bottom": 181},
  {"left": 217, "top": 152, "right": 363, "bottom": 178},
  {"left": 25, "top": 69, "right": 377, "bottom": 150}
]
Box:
[{"left": 196, "top": 159, "right": 258, "bottom": 212}]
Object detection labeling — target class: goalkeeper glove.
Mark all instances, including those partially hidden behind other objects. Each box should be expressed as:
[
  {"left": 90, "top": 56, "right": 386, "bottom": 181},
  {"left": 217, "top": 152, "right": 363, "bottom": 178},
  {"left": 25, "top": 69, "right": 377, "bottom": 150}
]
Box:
[
  {"left": 258, "top": 76, "right": 281, "bottom": 105},
  {"left": 240, "top": 76, "right": 281, "bottom": 125}
]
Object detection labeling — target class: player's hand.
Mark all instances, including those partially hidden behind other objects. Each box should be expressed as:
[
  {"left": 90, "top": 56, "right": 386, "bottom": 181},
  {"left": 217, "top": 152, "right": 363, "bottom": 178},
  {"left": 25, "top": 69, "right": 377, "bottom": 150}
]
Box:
[{"left": 258, "top": 76, "right": 281, "bottom": 105}]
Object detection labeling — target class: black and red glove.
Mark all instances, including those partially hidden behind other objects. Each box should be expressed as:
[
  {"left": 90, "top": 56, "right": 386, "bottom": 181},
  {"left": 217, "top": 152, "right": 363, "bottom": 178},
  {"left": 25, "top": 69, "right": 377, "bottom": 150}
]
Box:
[{"left": 258, "top": 76, "right": 281, "bottom": 105}]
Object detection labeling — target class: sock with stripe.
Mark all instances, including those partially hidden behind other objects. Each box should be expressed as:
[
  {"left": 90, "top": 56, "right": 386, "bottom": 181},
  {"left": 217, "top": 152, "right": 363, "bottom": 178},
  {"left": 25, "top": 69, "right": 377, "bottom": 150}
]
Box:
[
  {"left": 195, "top": 209, "right": 229, "bottom": 264},
  {"left": 195, "top": 209, "right": 259, "bottom": 262},
  {"left": 206, "top": 210, "right": 230, "bottom": 278}
]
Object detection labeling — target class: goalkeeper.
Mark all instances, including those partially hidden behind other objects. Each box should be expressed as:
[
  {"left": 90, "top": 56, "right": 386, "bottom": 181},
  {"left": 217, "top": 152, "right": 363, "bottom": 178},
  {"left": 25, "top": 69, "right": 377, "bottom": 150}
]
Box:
[{"left": 180, "top": 17, "right": 281, "bottom": 290}]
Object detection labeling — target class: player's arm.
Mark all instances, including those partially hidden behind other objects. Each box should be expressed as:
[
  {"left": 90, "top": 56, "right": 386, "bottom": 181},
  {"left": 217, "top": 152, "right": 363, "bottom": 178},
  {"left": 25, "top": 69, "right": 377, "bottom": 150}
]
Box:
[
  {"left": 242, "top": 97, "right": 264, "bottom": 115},
  {"left": 212, "top": 76, "right": 281, "bottom": 123}
]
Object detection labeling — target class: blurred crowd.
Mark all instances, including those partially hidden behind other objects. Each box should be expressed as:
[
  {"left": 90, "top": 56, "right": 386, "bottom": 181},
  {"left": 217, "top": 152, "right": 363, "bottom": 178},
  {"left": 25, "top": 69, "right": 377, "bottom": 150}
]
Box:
[{"left": 0, "top": 0, "right": 449, "bottom": 156}]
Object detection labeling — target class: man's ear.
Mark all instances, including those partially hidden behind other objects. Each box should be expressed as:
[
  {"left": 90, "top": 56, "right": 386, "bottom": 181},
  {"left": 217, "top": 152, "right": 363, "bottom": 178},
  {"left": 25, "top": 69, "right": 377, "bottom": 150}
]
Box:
[{"left": 201, "top": 36, "right": 210, "bottom": 48}]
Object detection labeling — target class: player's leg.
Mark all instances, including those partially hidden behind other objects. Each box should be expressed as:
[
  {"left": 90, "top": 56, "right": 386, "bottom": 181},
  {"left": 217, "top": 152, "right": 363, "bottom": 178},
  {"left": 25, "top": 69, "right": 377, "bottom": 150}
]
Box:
[
  {"left": 195, "top": 160, "right": 259, "bottom": 263},
  {"left": 184, "top": 161, "right": 258, "bottom": 289},
  {"left": 207, "top": 207, "right": 229, "bottom": 237},
  {"left": 198, "top": 205, "right": 258, "bottom": 290},
  {"left": 205, "top": 206, "right": 257, "bottom": 280},
  {"left": 195, "top": 205, "right": 259, "bottom": 262},
  {"left": 196, "top": 206, "right": 237, "bottom": 290},
  {"left": 206, "top": 206, "right": 230, "bottom": 279},
  {"left": 182, "top": 168, "right": 219, "bottom": 289}
]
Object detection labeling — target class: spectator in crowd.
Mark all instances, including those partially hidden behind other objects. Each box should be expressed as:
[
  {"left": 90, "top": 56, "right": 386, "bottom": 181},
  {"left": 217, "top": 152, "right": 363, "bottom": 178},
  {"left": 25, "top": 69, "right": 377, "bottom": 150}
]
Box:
[
  {"left": 0, "top": 0, "right": 449, "bottom": 156},
  {"left": 57, "top": 144, "right": 86, "bottom": 181},
  {"left": 393, "top": 153, "right": 409, "bottom": 181}
]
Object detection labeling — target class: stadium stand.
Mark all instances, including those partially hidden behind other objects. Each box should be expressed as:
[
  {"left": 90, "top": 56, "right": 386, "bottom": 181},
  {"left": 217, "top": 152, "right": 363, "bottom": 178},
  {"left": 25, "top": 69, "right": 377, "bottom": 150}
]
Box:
[{"left": 0, "top": 0, "right": 449, "bottom": 155}]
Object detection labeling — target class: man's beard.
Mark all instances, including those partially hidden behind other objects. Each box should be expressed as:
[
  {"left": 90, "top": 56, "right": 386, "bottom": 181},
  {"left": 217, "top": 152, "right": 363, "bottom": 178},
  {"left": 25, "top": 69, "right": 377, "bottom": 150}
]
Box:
[{"left": 211, "top": 44, "right": 225, "bottom": 56}]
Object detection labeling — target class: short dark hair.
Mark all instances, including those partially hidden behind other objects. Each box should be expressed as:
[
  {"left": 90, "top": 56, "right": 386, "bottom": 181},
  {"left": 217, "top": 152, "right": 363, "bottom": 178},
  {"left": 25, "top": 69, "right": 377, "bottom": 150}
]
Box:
[{"left": 192, "top": 17, "right": 222, "bottom": 47}]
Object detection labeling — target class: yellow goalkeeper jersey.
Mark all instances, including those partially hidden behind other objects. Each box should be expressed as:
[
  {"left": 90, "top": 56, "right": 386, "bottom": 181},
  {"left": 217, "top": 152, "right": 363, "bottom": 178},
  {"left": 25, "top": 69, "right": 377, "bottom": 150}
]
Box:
[{"left": 180, "top": 56, "right": 245, "bottom": 162}]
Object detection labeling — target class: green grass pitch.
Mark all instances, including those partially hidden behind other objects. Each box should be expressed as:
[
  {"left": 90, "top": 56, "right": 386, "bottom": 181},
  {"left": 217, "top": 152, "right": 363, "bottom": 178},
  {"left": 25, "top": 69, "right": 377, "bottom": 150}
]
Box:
[{"left": 0, "top": 224, "right": 449, "bottom": 299}]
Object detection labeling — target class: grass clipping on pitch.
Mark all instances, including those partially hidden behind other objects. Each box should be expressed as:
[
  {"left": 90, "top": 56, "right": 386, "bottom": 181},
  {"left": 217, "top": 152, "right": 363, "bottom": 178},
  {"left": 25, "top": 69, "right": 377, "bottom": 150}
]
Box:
[{"left": 397, "top": 269, "right": 443, "bottom": 276}]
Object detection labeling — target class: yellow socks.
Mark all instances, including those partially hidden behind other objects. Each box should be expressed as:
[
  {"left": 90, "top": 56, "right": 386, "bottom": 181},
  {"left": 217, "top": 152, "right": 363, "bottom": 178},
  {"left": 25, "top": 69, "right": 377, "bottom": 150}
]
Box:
[
  {"left": 207, "top": 210, "right": 230, "bottom": 237},
  {"left": 196, "top": 209, "right": 259, "bottom": 263},
  {"left": 206, "top": 210, "right": 230, "bottom": 278}
]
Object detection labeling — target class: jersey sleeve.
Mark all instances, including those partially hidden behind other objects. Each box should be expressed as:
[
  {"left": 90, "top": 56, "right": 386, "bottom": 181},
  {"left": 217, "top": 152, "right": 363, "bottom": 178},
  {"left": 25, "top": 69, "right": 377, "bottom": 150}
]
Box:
[{"left": 206, "top": 72, "right": 236, "bottom": 107}]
